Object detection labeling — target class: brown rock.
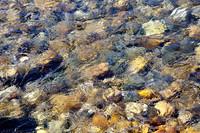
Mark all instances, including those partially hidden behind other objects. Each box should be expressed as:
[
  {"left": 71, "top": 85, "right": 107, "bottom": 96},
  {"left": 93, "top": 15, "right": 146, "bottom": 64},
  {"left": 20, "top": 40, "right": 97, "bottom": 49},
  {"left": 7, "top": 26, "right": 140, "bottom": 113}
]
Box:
[
  {"left": 103, "top": 88, "right": 122, "bottom": 103},
  {"left": 161, "top": 80, "right": 183, "bottom": 99},
  {"left": 150, "top": 116, "right": 166, "bottom": 126},
  {"left": 88, "top": 62, "right": 110, "bottom": 79},
  {"left": 136, "top": 35, "right": 165, "bottom": 50},
  {"left": 154, "top": 101, "right": 174, "bottom": 116},
  {"left": 92, "top": 113, "right": 109, "bottom": 129},
  {"left": 50, "top": 94, "right": 83, "bottom": 113}
]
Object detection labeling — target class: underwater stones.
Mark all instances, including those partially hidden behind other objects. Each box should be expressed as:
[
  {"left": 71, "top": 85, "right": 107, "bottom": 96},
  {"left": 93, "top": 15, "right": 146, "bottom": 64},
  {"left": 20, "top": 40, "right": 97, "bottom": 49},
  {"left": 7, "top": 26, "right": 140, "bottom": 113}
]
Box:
[
  {"left": 138, "top": 89, "right": 157, "bottom": 99},
  {"left": 168, "top": 6, "right": 189, "bottom": 23},
  {"left": 23, "top": 89, "right": 46, "bottom": 105},
  {"left": 50, "top": 94, "right": 83, "bottom": 113},
  {"left": 154, "top": 100, "right": 174, "bottom": 116},
  {"left": 56, "top": 21, "right": 74, "bottom": 36},
  {"left": 178, "top": 108, "right": 193, "bottom": 124},
  {"left": 88, "top": 62, "right": 110, "bottom": 79},
  {"left": 188, "top": 25, "right": 200, "bottom": 40},
  {"left": 191, "top": 5, "right": 200, "bottom": 18},
  {"left": 92, "top": 113, "right": 109, "bottom": 129},
  {"left": 125, "top": 47, "right": 146, "bottom": 60},
  {"left": 125, "top": 102, "right": 148, "bottom": 120},
  {"left": 102, "top": 87, "right": 122, "bottom": 103},
  {"left": 161, "top": 80, "right": 183, "bottom": 99},
  {"left": 122, "top": 91, "right": 141, "bottom": 102},
  {"left": 142, "top": 19, "right": 170, "bottom": 35},
  {"left": 113, "top": 0, "right": 132, "bottom": 11},
  {"left": 128, "top": 56, "right": 149, "bottom": 74},
  {"left": 136, "top": 35, "right": 165, "bottom": 50}
]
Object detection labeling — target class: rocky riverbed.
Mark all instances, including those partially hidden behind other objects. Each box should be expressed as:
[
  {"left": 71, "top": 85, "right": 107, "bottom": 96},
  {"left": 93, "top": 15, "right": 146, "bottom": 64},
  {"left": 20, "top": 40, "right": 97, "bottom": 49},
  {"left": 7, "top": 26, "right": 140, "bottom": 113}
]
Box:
[{"left": 0, "top": 0, "right": 200, "bottom": 132}]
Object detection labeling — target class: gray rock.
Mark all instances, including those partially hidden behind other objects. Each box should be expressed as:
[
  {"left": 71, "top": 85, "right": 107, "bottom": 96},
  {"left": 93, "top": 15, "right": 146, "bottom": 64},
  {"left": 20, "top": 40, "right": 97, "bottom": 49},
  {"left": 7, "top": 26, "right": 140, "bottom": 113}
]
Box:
[
  {"left": 122, "top": 91, "right": 141, "bottom": 102},
  {"left": 191, "top": 5, "right": 200, "bottom": 18},
  {"left": 178, "top": 108, "right": 193, "bottom": 123}
]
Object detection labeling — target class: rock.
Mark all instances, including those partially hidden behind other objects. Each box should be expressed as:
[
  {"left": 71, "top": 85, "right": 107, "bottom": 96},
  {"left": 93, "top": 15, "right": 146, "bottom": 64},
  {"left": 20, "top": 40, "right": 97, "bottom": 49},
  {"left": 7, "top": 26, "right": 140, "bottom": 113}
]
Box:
[
  {"left": 48, "top": 120, "right": 64, "bottom": 133},
  {"left": 125, "top": 102, "right": 148, "bottom": 120},
  {"left": 0, "top": 86, "right": 20, "bottom": 102},
  {"left": 113, "top": 0, "right": 132, "bottom": 11},
  {"left": 77, "top": 103, "right": 96, "bottom": 119},
  {"left": 168, "top": 6, "right": 189, "bottom": 23},
  {"left": 125, "top": 47, "right": 146, "bottom": 60},
  {"left": 128, "top": 56, "right": 149, "bottom": 74},
  {"left": 180, "top": 127, "right": 198, "bottom": 133},
  {"left": 178, "top": 108, "right": 193, "bottom": 124},
  {"left": 87, "top": 62, "right": 110, "bottom": 79},
  {"left": 161, "top": 80, "right": 183, "bottom": 99},
  {"left": 102, "top": 87, "right": 122, "bottom": 103},
  {"left": 50, "top": 94, "right": 83, "bottom": 113},
  {"left": 56, "top": 21, "right": 74, "bottom": 36},
  {"left": 135, "top": 35, "right": 165, "bottom": 50},
  {"left": 154, "top": 125, "right": 177, "bottom": 133},
  {"left": 87, "top": 126, "right": 102, "bottom": 133},
  {"left": 142, "top": 19, "right": 172, "bottom": 35},
  {"left": 122, "top": 91, "right": 141, "bottom": 102},
  {"left": 154, "top": 101, "right": 174, "bottom": 116},
  {"left": 92, "top": 113, "right": 109, "bottom": 129},
  {"left": 150, "top": 116, "right": 166, "bottom": 126},
  {"left": 188, "top": 25, "right": 200, "bottom": 40},
  {"left": 23, "top": 89, "right": 46, "bottom": 104},
  {"left": 191, "top": 5, "right": 200, "bottom": 18},
  {"left": 138, "top": 89, "right": 157, "bottom": 99}
]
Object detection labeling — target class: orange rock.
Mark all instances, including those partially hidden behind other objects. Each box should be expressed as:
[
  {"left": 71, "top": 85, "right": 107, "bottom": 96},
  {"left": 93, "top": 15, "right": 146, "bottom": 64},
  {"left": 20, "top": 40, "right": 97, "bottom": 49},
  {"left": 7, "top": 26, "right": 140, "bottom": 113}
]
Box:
[
  {"left": 92, "top": 113, "right": 109, "bottom": 129},
  {"left": 180, "top": 127, "right": 198, "bottom": 133},
  {"left": 139, "top": 36, "right": 165, "bottom": 50}
]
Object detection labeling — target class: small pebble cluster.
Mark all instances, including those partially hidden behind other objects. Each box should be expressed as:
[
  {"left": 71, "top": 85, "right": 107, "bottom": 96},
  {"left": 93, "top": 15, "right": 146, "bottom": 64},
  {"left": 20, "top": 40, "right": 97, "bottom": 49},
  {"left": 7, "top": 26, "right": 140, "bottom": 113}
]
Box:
[{"left": 0, "top": 0, "right": 200, "bottom": 132}]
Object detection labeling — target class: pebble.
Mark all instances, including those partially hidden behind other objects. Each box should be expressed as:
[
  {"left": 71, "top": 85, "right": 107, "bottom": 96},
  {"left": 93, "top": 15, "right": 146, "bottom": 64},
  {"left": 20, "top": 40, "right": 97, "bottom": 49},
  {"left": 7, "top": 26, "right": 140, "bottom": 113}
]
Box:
[
  {"left": 178, "top": 108, "right": 193, "bottom": 124},
  {"left": 92, "top": 113, "right": 109, "bottom": 129},
  {"left": 154, "top": 100, "right": 174, "bottom": 116},
  {"left": 88, "top": 62, "right": 110, "bottom": 79},
  {"left": 161, "top": 80, "right": 183, "bottom": 99},
  {"left": 138, "top": 89, "right": 157, "bottom": 99},
  {"left": 142, "top": 19, "right": 168, "bottom": 35},
  {"left": 128, "top": 56, "right": 149, "bottom": 74},
  {"left": 125, "top": 102, "right": 148, "bottom": 120},
  {"left": 102, "top": 87, "right": 122, "bottom": 103},
  {"left": 50, "top": 94, "right": 83, "bottom": 113}
]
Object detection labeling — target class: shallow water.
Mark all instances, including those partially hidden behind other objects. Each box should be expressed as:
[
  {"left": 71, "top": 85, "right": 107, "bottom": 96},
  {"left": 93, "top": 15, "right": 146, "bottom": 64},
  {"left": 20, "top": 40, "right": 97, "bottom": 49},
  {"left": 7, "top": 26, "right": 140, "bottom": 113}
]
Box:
[{"left": 0, "top": 0, "right": 200, "bottom": 132}]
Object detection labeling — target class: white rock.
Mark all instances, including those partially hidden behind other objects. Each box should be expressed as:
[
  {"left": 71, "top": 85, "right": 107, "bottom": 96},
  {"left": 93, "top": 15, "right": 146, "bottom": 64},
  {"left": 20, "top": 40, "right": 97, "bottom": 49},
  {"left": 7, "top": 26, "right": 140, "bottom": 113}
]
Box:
[
  {"left": 125, "top": 102, "right": 148, "bottom": 120},
  {"left": 169, "top": 7, "right": 188, "bottom": 22},
  {"left": 178, "top": 108, "right": 193, "bottom": 123}
]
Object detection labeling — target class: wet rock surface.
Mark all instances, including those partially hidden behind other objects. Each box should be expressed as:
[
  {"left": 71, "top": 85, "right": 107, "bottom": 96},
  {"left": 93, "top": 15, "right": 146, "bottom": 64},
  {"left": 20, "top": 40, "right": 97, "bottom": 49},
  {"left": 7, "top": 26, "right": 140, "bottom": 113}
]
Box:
[{"left": 0, "top": 0, "right": 200, "bottom": 132}]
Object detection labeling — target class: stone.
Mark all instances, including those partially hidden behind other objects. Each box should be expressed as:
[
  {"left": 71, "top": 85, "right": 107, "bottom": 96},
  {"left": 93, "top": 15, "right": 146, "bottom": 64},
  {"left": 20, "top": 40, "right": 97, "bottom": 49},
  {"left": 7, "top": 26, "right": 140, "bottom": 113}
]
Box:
[
  {"left": 191, "top": 5, "right": 200, "bottom": 18},
  {"left": 0, "top": 86, "right": 20, "bottom": 102},
  {"left": 102, "top": 87, "right": 122, "bottom": 103},
  {"left": 136, "top": 35, "right": 165, "bottom": 50},
  {"left": 168, "top": 6, "right": 189, "bottom": 22},
  {"left": 88, "top": 62, "right": 110, "bottom": 79},
  {"left": 23, "top": 89, "right": 46, "bottom": 104},
  {"left": 161, "top": 80, "right": 183, "bottom": 99},
  {"left": 142, "top": 19, "right": 169, "bottom": 36},
  {"left": 48, "top": 120, "right": 64, "bottom": 133},
  {"left": 178, "top": 108, "right": 193, "bottom": 123},
  {"left": 150, "top": 116, "right": 166, "bottom": 126},
  {"left": 50, "top": 94, "right": 83, "bottom": 113},
  {"left": 154, "top": 101, "right": 174, "bottom": 116},
  {"left": 138, "top": 89, "right": 156, "bottom": 99},
  {"left": 125, "top": 102, "right": 148, "bottom": 120},
  {"left": 128, "top": 56, "right": 149, "bottom": 74},
  {"left": 180, "top": 127, "right": 198, "bottom": 133},
  {"left": 125, "top": 47, "right": 146, "bottom": 60},
  {"left": 92, "top": 113, "right": 109, "bottom": 129},
  {"left": 188, "top": 25, "right": 200, "bottom": 40},
  {"left": 121, "top": 91, "right": 141, "bottom": 102}
]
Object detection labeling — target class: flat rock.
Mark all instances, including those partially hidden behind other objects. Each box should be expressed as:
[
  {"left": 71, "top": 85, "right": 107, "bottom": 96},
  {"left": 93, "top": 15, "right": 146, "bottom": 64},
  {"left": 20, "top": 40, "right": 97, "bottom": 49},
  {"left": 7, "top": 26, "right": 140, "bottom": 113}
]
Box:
[{"left": 154, "top": 100, "right": 174, "bottom": 116}]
